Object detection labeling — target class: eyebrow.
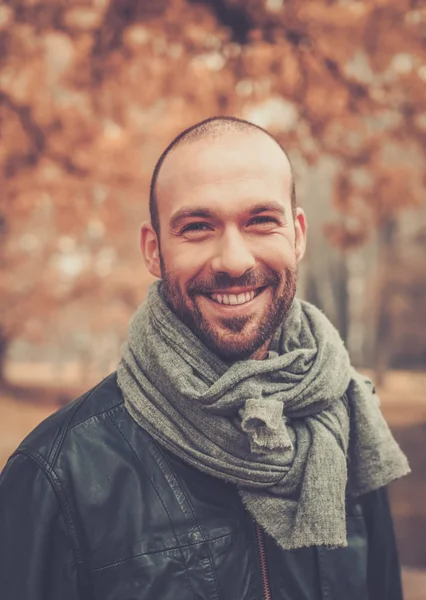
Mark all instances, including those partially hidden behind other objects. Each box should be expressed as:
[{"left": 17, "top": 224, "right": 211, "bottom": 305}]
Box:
[
  {"left": 169, "top": 201, "right": 287, "bottom": 231},
  {"left": 249, "top": 202, "right": 287, "bottom": 218}
]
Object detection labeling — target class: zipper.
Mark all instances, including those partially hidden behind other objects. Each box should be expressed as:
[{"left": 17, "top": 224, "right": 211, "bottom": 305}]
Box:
[{"left": 255, "top": 523, "right": 272, "bottom": 600}]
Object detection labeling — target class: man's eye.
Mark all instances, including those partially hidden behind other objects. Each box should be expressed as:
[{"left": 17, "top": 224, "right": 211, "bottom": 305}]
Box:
[{"left": 181, "top": 222, "right": 211, "bottom": 234}]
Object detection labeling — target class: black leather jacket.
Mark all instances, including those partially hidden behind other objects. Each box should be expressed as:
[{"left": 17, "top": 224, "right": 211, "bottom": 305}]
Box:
[{"left": 0, "top": 374, "right": 403, "bottom": 600}]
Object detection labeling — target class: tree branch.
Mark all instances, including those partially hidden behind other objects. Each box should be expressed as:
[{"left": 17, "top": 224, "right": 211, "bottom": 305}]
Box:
[{"left": 0, "top": 92, "right": 88, "bottom": 177}]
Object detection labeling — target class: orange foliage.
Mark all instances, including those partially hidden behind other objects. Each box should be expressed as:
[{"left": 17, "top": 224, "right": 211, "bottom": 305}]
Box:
[{"left": 1, "top": 0, "right": 425, "bottom": 359}]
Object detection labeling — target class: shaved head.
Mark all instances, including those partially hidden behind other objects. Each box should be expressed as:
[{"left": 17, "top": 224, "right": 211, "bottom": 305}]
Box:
[{"left": 149, "top": 116, "right": 296, "bottom": 237}]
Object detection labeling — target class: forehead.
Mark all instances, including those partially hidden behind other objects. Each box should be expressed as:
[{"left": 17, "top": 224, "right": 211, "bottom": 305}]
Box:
[{"left": 155, "top": 132, "right": 293, "bottom": 222}]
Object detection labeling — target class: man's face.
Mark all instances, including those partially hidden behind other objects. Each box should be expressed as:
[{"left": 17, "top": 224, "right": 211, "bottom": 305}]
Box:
[{"left": 142, "top": 132, "right": 307, "bottom": 361}]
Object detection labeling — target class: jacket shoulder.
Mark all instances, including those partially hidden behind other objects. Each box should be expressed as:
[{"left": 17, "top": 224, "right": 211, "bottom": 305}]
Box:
[{"left": 12, "top": 372, "right": 124, "bottom": 467}]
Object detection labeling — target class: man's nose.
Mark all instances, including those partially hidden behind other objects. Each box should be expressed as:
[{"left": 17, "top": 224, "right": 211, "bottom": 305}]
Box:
[{"left": 210, "top": 230, "right": 256, "bottom": 278}]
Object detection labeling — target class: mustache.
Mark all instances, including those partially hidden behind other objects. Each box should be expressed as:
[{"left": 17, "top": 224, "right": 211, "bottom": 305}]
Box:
[{"left": 186, "top": 269, "right": 281, "bottom": 295}]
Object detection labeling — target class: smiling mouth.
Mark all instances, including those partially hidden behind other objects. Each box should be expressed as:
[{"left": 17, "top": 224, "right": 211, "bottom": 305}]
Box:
[{"left": 204, "top": 287, "right": 266, "bottom": 306}]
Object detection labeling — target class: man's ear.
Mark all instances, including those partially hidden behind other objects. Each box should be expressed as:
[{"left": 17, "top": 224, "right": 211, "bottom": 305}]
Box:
[
  {"left": 294, "top": 208, "right": 307, "bottom": 262},
  {"left": 141, "top": 222, "right": 161, "bottom": 278}
]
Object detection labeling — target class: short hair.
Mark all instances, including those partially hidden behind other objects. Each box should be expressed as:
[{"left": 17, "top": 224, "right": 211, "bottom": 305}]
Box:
[{"left": 149, "top": 116, "right": 296, "bottom": 237}]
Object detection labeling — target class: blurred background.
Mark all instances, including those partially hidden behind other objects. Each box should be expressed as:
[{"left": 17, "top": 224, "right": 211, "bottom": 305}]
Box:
[{"left": 0, "top": 0, "right": 425, "bottom": 597}]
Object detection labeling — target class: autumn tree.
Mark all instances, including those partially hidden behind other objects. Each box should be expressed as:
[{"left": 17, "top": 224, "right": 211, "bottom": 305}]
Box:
[{"left": 1, "top": 0, "right": 425, "bottom": 381}]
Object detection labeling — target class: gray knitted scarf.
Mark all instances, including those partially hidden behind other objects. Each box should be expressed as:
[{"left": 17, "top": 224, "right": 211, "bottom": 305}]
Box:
[{"left": 117, "top": 281, "right": 409, "bottom": 550}]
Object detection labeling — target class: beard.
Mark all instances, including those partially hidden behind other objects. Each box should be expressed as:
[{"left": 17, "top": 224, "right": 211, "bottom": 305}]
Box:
[{"left": 160, "top": 256, "right": 298, "bottom": 362}]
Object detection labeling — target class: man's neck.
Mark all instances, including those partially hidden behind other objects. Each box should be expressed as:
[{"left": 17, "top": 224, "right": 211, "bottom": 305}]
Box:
[
  {"left": 249, "top": 339, "right": 272, "bottom": 361},
  {"left": 221, "top": 337, "right": 273, "bottom": 366}
]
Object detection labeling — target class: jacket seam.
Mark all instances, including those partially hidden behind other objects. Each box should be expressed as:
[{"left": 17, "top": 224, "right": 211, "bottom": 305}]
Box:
[
  {"left": 89, "top": 531, "right": 234, "bottom": 572},
  {"left": 153, "top": 443, "right": 209, "bottom": 536},
  {"left": 47, "top": 396, "right": 86, "bottom": 466},
  {"left": 104, "top": 414, "right": 183, "bottom": 548},
  {"left": 153, "top": 440, "right": 222, "bottom": 598},
  {"left": 16, "top": 448, "right": 86, "bottom": 574},
  {"left": 66, "top": 398, "right": 124, "bottom": 434},
  {"left": 45, "top": 377, "right": 124, "bottom": 466},
  {"left": 47, "top": 377, "right": 115, "bottom": 466},
  {"left": 104, "top": 412, "right": 199, "bottom": 600},
  {"left": 316, "top": 546, "right": 331, "bottom": 600}
]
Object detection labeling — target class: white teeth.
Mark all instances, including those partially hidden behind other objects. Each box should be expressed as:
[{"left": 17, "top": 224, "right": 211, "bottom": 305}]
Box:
[{"left": 210, "top": 291, "right": 257, "bottom": 305}]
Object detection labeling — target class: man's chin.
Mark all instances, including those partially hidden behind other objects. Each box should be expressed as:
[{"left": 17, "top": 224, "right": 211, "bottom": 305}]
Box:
[
  {"left": 162, "top": 282, "right": 292, "bottom": 360},
  {"left": 195, "top": 323, "right": 268, "bottom": 361},
  {"left": 190, "top": 295, "right": 278, "bottom": 360}
]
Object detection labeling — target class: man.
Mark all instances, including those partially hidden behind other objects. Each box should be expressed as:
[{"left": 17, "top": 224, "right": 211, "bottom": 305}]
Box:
[{"left": 0, "top": 117, "right": 409, "bottom": 600}]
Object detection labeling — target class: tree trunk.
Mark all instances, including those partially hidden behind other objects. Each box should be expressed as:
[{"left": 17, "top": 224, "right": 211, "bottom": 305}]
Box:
[
  {"left": 0, "top": 331, "right": 10, "bottom": 385},
  {"left": 374, "top": 218, "right": 397, "bottom": 386},
  {"left": 334, "top": 251, "right": 349, "bottom": 345}
]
